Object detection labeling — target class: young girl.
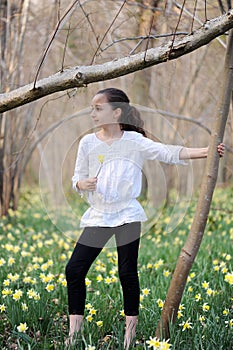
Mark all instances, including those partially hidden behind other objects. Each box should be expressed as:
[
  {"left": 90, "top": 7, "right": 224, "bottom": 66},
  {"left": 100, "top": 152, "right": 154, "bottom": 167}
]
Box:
[{"left": 65, "top": 88, "right": 224, "bottom": 349}]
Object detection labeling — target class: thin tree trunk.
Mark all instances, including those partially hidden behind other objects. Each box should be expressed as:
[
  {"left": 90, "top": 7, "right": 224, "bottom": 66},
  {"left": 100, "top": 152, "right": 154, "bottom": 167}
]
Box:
[
  {"left": 155, "top": 28, "right": 233, "bottom": 340},
  {"left": 0, "top": 0, "right": 8, "bottom": 215}
]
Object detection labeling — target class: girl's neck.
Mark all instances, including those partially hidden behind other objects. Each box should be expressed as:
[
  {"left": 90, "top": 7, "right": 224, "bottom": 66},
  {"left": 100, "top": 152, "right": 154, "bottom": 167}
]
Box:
[{"left": 96, "top": 125, "right": 123, "bottom": 142}]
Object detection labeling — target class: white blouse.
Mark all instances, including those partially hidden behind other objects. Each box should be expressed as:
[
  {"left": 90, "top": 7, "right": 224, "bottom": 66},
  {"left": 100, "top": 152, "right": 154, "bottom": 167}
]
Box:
[{"left": 72, "top": 131, "right": 185, "bottom": 227}]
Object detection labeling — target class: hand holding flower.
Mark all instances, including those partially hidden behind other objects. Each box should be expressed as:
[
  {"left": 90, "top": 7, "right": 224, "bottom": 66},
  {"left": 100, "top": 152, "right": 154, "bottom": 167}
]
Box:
[{"left": 76, "top": 178, "right": 97, "bottom": 192}]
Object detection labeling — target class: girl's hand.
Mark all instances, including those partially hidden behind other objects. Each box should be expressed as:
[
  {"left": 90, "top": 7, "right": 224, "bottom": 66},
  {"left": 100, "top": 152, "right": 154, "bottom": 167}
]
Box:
[
  {"left": 217, "top": 143, "right": 225, "bottom": 157},
  {"left": 76, "top": 178, "right": 97, "bottom": 192}
]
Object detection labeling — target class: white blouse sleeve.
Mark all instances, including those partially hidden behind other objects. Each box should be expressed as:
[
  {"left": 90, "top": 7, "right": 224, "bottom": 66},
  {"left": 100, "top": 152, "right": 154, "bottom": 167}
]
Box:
[
  {"left": 139, "top": 134, "right": 186, "bottom": 165},
  {"left": 72, "top": 137, "right": 89, "bottom": 192}
]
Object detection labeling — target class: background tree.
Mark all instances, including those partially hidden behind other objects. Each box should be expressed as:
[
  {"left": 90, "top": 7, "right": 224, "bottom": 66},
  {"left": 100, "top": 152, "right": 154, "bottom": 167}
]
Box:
[{"left": 156, "top": 26, "right": 233, "bottom": 340}]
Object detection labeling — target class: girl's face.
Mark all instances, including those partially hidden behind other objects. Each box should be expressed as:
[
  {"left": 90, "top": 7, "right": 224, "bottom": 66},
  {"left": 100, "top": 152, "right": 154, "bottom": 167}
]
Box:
[{"left": 91, "top": 94, "right": 120, "bottom": 127}]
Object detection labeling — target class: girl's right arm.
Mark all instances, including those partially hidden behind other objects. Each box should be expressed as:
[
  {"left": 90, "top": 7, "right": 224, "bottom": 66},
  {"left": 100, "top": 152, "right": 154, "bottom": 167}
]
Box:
[{"left": 72, "top": 137, "right": 89, "bottom": 193}]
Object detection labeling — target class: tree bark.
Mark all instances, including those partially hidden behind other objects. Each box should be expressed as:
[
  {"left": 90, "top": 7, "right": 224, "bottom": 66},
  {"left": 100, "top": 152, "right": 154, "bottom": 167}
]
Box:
[
  {"left": 155, "top": 29, "right": 233, "bottom": 340},
  {"left": 1, "top": 10, "right": 233, "bottom": 113}
]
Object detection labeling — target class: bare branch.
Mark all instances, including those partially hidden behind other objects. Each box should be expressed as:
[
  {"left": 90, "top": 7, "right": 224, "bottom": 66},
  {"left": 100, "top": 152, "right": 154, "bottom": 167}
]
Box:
[
  {"left": 111, "top": 0, "right": 162, "bottom": 12},
  {"left": 191, "top": 0, "right": 198, "bottom": 33},
  {"left": 204, "top": 0, "right": 208, "bottom": 22},
  {"left": 79, "top": 1, "right": 100, "bottom": 47},
  {"left": 1, "top": 10, "right": 233, "bottom": 113},
  {"left": 170, "top": 0, "right": 187, "bottom": 54},
  {"left": 144, "top": 13, "right": 155, "bottom": 62},
  {"left": 33, "top": 0, "right": 80, "bottom": 89},
  {"left": 102, "top": 32, "right": 189, "bottom": 53},
  {"left": 61, "top": 22, "right": 71, "bottom": 72},
  {"left": 175, "top": 1, "right": 227, "bottom": 48},
  {"left": 90, "top": 0, "right": 127, "bottom": 64}
]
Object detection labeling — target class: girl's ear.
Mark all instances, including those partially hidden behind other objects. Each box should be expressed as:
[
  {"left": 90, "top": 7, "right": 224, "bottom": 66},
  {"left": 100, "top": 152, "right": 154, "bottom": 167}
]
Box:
[{"left": 114, "top": 108, "right": 122, "bottom": 121}]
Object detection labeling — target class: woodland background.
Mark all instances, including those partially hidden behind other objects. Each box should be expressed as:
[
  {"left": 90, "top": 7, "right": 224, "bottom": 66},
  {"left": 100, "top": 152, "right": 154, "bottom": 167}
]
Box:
[
  {"left": 0, "top": 0, "right": 233, "bottom": 217},
  {"left": 0, "top": 1, "right": 233, "bottom": 347}
]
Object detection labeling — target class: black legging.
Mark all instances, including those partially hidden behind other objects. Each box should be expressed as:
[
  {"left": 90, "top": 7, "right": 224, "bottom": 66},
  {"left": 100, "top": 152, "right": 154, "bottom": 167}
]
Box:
[{"left": 65, "top": 222, "right": 141, "bottom": 316}]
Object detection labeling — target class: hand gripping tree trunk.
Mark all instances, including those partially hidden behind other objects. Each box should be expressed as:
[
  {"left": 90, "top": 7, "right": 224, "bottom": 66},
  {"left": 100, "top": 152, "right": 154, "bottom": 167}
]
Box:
[{"left": 155, "top": 29, "right": 233, "bottom": 340}]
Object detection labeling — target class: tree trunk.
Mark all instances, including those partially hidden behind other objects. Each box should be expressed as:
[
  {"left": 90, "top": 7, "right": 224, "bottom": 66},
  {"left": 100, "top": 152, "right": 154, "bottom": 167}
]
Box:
[
  {"left": 0, "top": 0, "right": 8, "bottom": 215},
  {"left": 155, "top": 28, "right": 233, "bottom": 340},
  {"left": 0, "top": 0, "right": 31, "bottom": 215}
]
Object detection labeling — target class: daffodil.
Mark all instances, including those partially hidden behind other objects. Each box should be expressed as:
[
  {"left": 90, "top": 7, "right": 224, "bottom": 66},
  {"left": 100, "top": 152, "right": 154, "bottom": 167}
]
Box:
[
  {"left": 0, "top": 304, "right": 6, "bottom": 312},
  {"left": 160, "top": 339, "right": 172, "bottom": 350},
  {"left": 8, "top": 257, "right": 15, "bottom": 266},
  {"left": 96, "top": 320, "right": 103, "bottom": 327},
  {"left": 202, "top": 303, "right": 210, "bottom": 312},
  {"left": 0, "top": 258, "right": 6, "bottom": 266},
  {"left": 195, "top": 293, "right": 202, "bottom": 302},
  {"left": 21, "top": 303, "right": 28, "bottom": 311},
  {"left": 179, "top": 318, "right": 193, "bottom": 331},
  {"left": 223, "top": 309, "right": 229, "bottom": 316},
  {"left": 46, "top": 284, "right": 55, "bottom": 292},
  {"left": 27, "top": 289, "right": 40, "bottom": 300},
  {"left": 206, "top": 288, "right": 214, "bottom": 296},
  {"left": 225, "top": 319, "right": 233, "bottom": 328},
  {"left": 96, "top": 155, "right": 105, "bottom": 177},
  {"left": 17, "top": 322, "right": 28, "bottom": 333},
  {"left": 86, "top": 315, "right": 93, "bottom": 322},
  {"left": 177, "top": 310, "right": 183, "bottom": 319},
  {"left": 3, "top": 279, "right": 10, "bottom": 286},
  {"left": 163, "top": 270, "right": 171, "bottom": 277},
  {"left": 13, "top": 289, "right": 23, "bottom": 301},
  {"left": 89, "top": 308, "right": 96, "bottom": 315},
  {"left": 142, "top": 288, "right": 150, "bottom": 296},
  {"left": 104, "top": 276, "right": 112, "bottom": 284},
  {"left": 85, "top": 278, "right": 92, "bottom": 287},
  {"left": 146, "top": 336, "right": 160, "bottom": 348},
  {"left": 202, "top": 280, "right": 209, "bottom": 289},
  {"left": 120, "top": 310, "right": 125, "bottom": 317},
  {"left": 98, "top": 155, "right": 105, "bottom": 164},
  {"left": 85, "top": 303, "right": 92, "bottom": 310},
  {"left": 157, "top": 298, "right": 164, "bottom": 309},
  {"left": 199, "top": 315, "right": 205, "bottom": 323},
  {"left": 224, "top": 272, "right": 233, "bottom": 285},
  {"left": 2, "top": 288, "right": 13, "bottom": 297}
]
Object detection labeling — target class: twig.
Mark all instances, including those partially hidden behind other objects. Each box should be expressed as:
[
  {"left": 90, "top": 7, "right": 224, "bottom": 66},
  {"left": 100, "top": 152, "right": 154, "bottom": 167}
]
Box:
[
  {"left": 204, "top": 0, "right": 208, "bottom": 22},
  {"left": 174, "top": 0, "right": 227, "bottom": 48},
  {"left": 61, "top": 22, "right": 71, "bottom": 73},
  {"left": 101, "top": 32, "right": 188, "bottom": 53},
  {"left": 90, "top": 0, "right": 127, "bottom": 64},
  {"left": 210, "top": 207, "right": 233, "bottom": 214},
  {"left": 111, "top": 0, "right": 162, "bottom": 12},
  {"left": 144, "top": 14, "right": 155, "bottom": 63},
  {"left": 79, "top": 1, "right": 100, "bottom": 47},
  {"left": 217, "top": 0, "right": 226, "bottom": 14},
  {"left": 169, "top": 0, "right": 187, "bottom": 58},
  {"left": 33, "top": 0, "right": 80, "bottom": 89},
  {"left": 191, "top": 0, "right": 198, "bottom": 33},
  {"left": 14, "top": 92, "right": 69, "bottom": 168}
]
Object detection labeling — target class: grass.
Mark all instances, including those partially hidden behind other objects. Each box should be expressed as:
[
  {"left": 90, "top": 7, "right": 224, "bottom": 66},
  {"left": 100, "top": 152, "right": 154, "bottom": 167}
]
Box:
[{"left": 0, "top": 186, "right": 232, "bottom": 349}]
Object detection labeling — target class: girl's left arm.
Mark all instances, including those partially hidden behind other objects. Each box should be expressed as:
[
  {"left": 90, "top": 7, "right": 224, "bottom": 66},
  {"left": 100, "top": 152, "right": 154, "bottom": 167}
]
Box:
[{"left": 179, "top": 143, "right": 225, "bottom": 160}]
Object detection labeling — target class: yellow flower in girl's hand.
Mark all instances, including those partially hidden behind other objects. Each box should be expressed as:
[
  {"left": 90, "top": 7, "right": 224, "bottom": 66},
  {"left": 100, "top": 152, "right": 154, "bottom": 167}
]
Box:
[
  {"left": 98, "top": 155, "right": 105, "bottom": 164},
  {"left": 96, "top": 155, "right": 105, "bottom": 177}
]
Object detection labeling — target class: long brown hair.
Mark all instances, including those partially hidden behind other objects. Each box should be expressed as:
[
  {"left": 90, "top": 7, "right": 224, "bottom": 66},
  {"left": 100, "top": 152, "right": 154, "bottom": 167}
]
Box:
[{"left": 96, "top": 88, "right": 146, "bottom": 137}]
